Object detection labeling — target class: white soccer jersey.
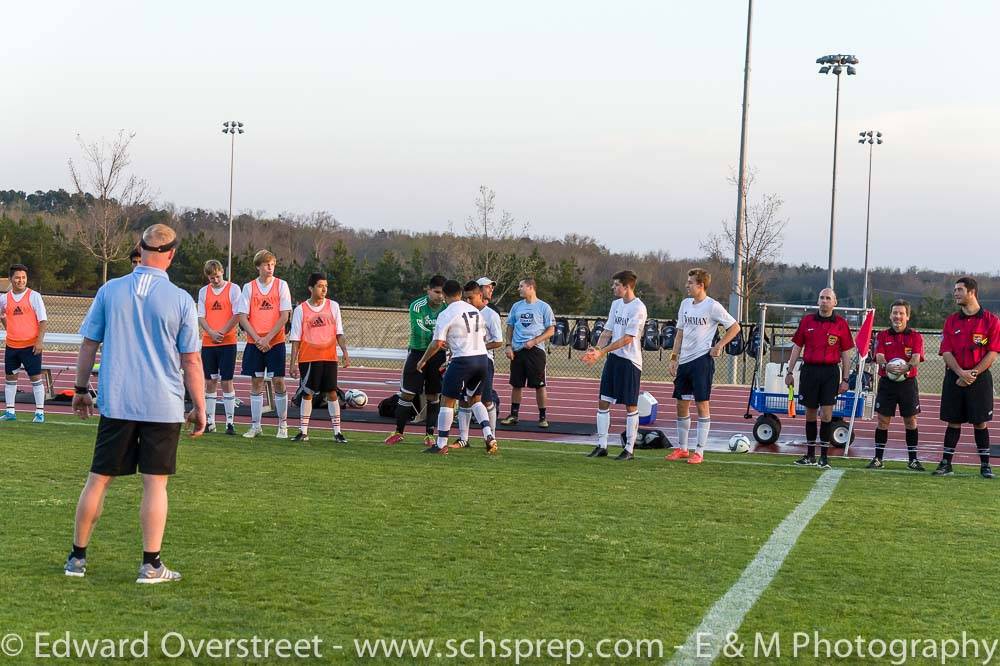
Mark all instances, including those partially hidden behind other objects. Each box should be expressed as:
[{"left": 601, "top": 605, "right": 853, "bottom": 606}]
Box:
[
  {"left": 607, "top": 297, "right": 647, "bottom": 369},
  {"left": 481, "top": 305, "right": 503, "bottom": 364},
  {"left": 433, "top": 300, "right": 488, "bottom": 358},
  {"left": 676, "top": 296, "right": 736, "bottom": 365},
  {"left": 196, "top": 282, "right": 242, "bottom": 317}
]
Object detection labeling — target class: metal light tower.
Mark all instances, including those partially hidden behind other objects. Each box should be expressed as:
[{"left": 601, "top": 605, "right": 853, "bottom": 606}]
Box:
[
  {"left": 222, "top": 120, "right": 245, "bottom": 281},
  {"left": 730, "top": 0, "right": 754, "bottom": 325},
  {"left": 858, "top": 130, "right": 883, "bottom": 309},
  {"left": 816, "top": 54, "right": 859, "bottom": 291}
]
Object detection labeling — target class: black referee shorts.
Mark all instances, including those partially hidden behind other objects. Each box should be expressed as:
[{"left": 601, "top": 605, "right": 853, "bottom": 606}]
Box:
[
  {"left": 798, "top": 364, "right": 840, "bottom": 409},
  {"left": 875, "top": 377, "right": 921, "bottom": 418},
  {"left": 940, "top": 368, "right": 994, "bottom": 425},
  {"left": 90, "top": 416, "right": 182, "bottom": 476}
]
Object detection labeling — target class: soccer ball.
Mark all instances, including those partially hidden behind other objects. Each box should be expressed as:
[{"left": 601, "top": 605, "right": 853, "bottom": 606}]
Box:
[
  {"left": 344, "top": 389, "right": 368, "bottom": 408},
  {"left": 728, "top": 434, "right": 752, "bottom": 454},
  {"left": 885, "top": 358, "right": 909, "bottom": 382}
]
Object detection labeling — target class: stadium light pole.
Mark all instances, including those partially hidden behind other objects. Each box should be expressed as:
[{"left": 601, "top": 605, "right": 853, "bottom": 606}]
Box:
[
  {"left": 858, "top": 130, "right": 883, "bottom": 309},
  {"left": 222, "top": 120, "right": 245, "bottom": 281},
  {"left": 816, "top": 54, "right": 859, "bottom": 291}
]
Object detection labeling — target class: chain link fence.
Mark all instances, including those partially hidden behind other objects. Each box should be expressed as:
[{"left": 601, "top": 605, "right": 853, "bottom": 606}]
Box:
[{"left": 18, "top": 295, "right": 997, "bottom": 395}]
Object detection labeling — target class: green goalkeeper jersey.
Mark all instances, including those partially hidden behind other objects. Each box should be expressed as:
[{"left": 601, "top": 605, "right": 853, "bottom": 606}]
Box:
[{"left": 407, "top": 295, "right": 445, "bottom": 351}]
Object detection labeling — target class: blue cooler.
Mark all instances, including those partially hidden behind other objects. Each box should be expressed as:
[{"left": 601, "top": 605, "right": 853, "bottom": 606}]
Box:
[{"left": 638, "top": 391, "right": 658, "bottom": 425}]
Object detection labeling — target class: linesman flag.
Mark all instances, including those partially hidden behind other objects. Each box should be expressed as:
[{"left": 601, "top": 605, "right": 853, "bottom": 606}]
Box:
[{"left": 855, "top": 309, "right": 875, "bottom": 361}]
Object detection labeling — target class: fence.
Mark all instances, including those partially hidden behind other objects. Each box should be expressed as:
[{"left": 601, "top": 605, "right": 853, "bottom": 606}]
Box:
[{"left": 14, "top": 295, "right": 998, "bottom": 395}]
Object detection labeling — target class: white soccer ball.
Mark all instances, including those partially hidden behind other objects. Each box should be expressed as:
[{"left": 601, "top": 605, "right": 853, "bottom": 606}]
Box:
[
  {"left": 729, "top": 434, "right": 752, "bottom": 454},
  {"left": 344, "top": 389, "right": 368, "bottom": 408},
  {"left": 886, "top": 358, "right": 909, "bottom": 382}
]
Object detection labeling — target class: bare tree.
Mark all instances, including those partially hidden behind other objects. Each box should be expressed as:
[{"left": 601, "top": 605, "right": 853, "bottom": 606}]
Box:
[
  {"left": 68, "top": 131, "right": 153, "bottom": 282},
  {"left": 700, "top": 169, "right": 788, "bottom": 320},
  {"left": 288, "top": 211, "right": 341, "bottom": 261}
]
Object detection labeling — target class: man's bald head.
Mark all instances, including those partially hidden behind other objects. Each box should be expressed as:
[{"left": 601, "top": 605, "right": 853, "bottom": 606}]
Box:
[
  {"left": 817, "top": 288, "right": 837, "bottom": 315},
  {"left": 139, "top": 223, "right": 178, "bottom": 269}
]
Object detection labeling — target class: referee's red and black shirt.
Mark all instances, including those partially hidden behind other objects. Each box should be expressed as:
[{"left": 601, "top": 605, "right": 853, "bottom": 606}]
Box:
[
  {"left": 875, "top": 327, "right": 924, "bottom": 378},
  {"left": 939, "top": 308, "right": 1000, "bottom": 370},
  {"left": 791, "top": 313, "right": 854, "bottom": 365}
]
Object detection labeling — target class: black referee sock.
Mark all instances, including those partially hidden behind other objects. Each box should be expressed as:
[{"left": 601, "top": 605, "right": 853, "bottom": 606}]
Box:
[
  {"left": 905, "top": 428, "right": 919, "bottom": 461},
  {"left": 874, "top": 428, "right": 889, "bottom": 461},
  {"left": 425, "top": 400, "right": 441, "bottom": 436},
  {"left": 142, "top": 551, "right": 162, "bottom": 568},
  {"left": 943, "top": 426, "right": 961, "bottom": 464},
  {"left": 805, "top": 421, "right": 818, "bottom": 459},
  {"left": 819, "top": 421, "right": 832, "bottom": 460},
  {"left": 394, "top": 399, "right": 413, "bottom": 434},
  {"left": 975, "top": 428, "right": 991, "bottom": 466},
  {"left": 71, "top": 544, "right": 87, "bottom": 560}
]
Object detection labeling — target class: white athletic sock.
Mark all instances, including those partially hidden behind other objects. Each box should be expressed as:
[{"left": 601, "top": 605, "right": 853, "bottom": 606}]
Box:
[
  {"left": 32, "top": 380, "right": 45, "bottom": 411},
  {"left": 436, "top": 405, "right": 455, "bottom": 449},
  {"left": 205, "top": 393, "right": 217, "bottom": 425},
  {"left": 328, "top": 398, "right": 341, "bottom": 434},
  {"left": 250, "top": 393, "right": 263, "bottom": 427},
  {"left": 222, "top": 392, "right": 236, "bottom": 425},
  {"left": 676, "top": 416, "right": 691, "bottom": 451},
  {"left": 487, "top": 402, "right": 497, "bottom": 432},
  {"left": 625, "top": 410, "right": 639, "bottom": 453},
  {"left": 299, "top": 395, "right": 312, "bottom": 433},
  {"left": 275, "top": 392, "right": 288, "bottom": 426},
  {"left": 457, "top": 407, "right": 472, "bottom": 442},
  {"left": 596, "top": 408, "right": 610, "bottom": 448},
  {"left": 696, "top": 417, "right": 711, "bottom": 452},
  {"left": 471, "top": 401, "right": 493, "bottom": 439},
  {"left": 5, "top": 381, "right": 17, "bottom": 413}
]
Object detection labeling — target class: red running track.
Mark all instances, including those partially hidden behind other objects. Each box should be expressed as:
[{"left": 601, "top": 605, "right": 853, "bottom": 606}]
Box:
[{"left": 24, "top": 352, "right": 994, "bottom": 465}]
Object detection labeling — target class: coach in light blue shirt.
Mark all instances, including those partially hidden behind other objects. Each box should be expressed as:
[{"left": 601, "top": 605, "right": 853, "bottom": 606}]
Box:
[{"left": 65, "top": 223, "right": 206, "bottom": 585}]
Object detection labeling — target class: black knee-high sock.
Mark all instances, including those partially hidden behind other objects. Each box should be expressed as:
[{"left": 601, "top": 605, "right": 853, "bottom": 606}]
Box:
[
  {"left": 942, "top": 426, "right": 961, "bottom": 464},
  {"left": 819, "top": 421, "right": 832, "bottom": 459},
  {"left": 425, "top": 400, "right": 441, "bottom": 436},
  {"left": 905, "top": 428, "right": 919, "bottom": 461},
  {"left": 874, "top": 428, "right": 888, "bottom": 460},
  {"left": 510, "top": 402, "right": 521, "bottom": 417},
  {"left": 975, "top": 428, "right": 991, "bottom": 466},
  {"left": 394, "top": 398, "right": 414, "bottom": 434},
  {"left": 805, "top": 420, "right": 818, "bottom": 458}
]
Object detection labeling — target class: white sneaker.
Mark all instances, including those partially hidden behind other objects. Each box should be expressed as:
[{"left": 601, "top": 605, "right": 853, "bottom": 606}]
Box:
[
  {"left": 205, "top": 423, "right": 217, "bottom": 433},
  {"left": 276, "top": 424, "right": 289, "bottom": 439},
  {"left": 136, "top": 562, "right": 182, "bottom": 584},
  {"left": 242, "top": 425, "right": 263, "bottom": 439}
]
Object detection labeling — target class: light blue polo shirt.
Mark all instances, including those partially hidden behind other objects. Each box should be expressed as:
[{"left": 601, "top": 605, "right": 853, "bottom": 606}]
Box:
[
  {"left": 79, "top": 266, "right": 200, "bottom": 423},
  {"left": 506, "top": 299, "right": 555, "bottom": 351}
]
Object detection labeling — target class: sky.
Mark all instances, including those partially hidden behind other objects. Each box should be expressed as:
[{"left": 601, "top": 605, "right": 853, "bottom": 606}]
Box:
[{"left": 5, "top": 1, "right": 999, "bottom": 273}]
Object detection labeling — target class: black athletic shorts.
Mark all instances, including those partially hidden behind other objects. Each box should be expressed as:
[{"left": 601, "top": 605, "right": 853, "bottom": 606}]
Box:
[
  {"left": 509, "top": 347, "right": 547, "bottom": 389},
  {"left": 90, "top": 416, "right": 182, "bottom": 476},
  {"left": 297, "top": 360, "right": 338, "bottom": 395},
  {"left": 875, "top": 377, "right": 921, "bottom": 418},
  {"left": 401, "top": 348, "right": 446, "bottom": 396},
  {"left": 940, "top": 368, "right": 994, "bottom": 425},
  {"left": 202, "top": 344, "right": 237, "bottom": 381},
  {"left": 798, "top": 363, "right": 841, "bottom": 409}
]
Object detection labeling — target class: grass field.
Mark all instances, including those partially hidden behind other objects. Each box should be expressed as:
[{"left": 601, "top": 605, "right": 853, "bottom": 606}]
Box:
[{"left": 2, "top": 416, "right": 999, "bottom": 665}]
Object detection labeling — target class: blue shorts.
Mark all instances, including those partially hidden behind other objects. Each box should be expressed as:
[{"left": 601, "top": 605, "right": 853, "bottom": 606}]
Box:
[
  {"left": 202, "top": 344, "right": 237, "bottom": 381},
  {"left": 441, "top": 355, "right": 489, "bottom": 401},
  {"left": 5, "top": 346, "right": 42, "bottom": 377},
  {"left": 481, "top": 361, "right": 495, "bottom": 404},
  {"left": 673, "top": 353, "right": 715, "bottom": 402},
  {"left": 242, "top": 342, "right": 286, "bottom": 378},
  {"left": 599, "top": 353, "right": 642, "bottom": 406}
]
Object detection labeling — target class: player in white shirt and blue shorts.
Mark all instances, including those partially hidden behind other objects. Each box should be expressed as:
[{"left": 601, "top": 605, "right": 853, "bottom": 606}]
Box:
[
  {"left": 582, "top": 270, "right": 648, "bottom": 460},
  {"left": 665, "top": 268, "right": 741, "bottom": 464},
  {"left": 415, "top": 280, "right": 499, "bottom": 455},
  {"left": 454, "top": 279, "right": 504, "bottom": 448}
]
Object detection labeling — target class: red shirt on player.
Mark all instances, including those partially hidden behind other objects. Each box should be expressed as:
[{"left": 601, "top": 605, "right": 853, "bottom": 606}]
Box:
[
  {"left": 791, "top": 313, "right": 854, "bottom": 365},
  {"left": 940, "top": 308, "right": 1000, "bottom": 371},
  {"left": 875, "top": 327, "right": 924, "bottom": 378}
]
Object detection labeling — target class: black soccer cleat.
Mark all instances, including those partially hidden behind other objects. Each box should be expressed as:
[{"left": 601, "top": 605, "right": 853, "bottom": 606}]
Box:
[
  {"left": 225, "top": 423, "right": 236, "bottom": 436},
  {"left": 421, "top": 445, "right": 448, "bottom": 455},
  {"left": 817, "top": 458, "right": 832, "bottom": 470},
  {"left": 793, "top": 455, "right": 817, "bottom": 467},
  {"left": 333, "top": 432, "right": 348, "bottom": 444},
  {"left": 932, "top": 462, "right": 954, "bottom": 477},
  {"left": 586, "top": 446, "right": 608, "bottom": 458},
  {"left": 614, "top": 449, "right": 634, "bottom": 461},
  {"left": 865, "top": 457, "right": 883, "bottom": 470},
  {"left": 981, "top": 465, "right": 995, "bottom": 479},
  {"left": 291, "top": 432, "right": 309, "bottom": 442},
  {"left": 906, "top": 459, "right": 926, "bottom": 472}
]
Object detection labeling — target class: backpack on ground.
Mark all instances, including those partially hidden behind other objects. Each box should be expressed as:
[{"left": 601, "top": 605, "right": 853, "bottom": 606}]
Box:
[
  {"left": 620, "top": 428, "right": 671, "bottom": 449},
  {"left": 377, "top": 392, "right": 422, "bottom": 419}
]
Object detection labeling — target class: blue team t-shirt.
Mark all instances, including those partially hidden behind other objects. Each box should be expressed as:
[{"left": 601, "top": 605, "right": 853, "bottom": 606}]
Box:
[{"left": 506, "top": 299, "right": 555, "bottom": 351}]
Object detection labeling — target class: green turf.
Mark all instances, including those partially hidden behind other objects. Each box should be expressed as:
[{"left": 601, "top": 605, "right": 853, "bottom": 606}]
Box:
[{"left": 0, "top": 416, "right": 996, "bottom": 664}]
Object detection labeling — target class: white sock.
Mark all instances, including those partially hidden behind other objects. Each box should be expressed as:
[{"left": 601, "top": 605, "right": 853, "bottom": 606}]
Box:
[
  {"left": 436, "top": 405, "right": 455, "bottom": 448},
  {"left": 625, "top": 410, "right": 639, "bottom": 453},
  {"left": 696, "top": 417, "right": 711, "bottom": 452},
  {"left": 676, "top": 416, "right": 691, "bottom": 451},
  {"left": 250, "top": 393, "right": 263, "bottom": 427},
  {"left": 487, "top": 402, "right": 497, "bottom": 432},
  {"left": 275, "top": 392, "right": 288, "bottom": 426},
  {"left": 328, "top": 398, "right": 341, "bottom": 434},
  {"left": 596, "top": 408, "right": 610, "bottom": 449},
  {"left": 471, "top": 401, "right": 493, "bottom": 439},
  {"left": 299, "top": 394, "right": 312, "bottom": 433},
  {"left": 4, "top": 381, "right": 16, "bottom": 412},
  {"left": 457, "top": 407, "right": 472, "bottom": 442},
  {"left": 32, "top": 380, "right": 45, "bottom": 411},
  {"left": 222, "top": 392, "right": 236, "bottom": 425},
  {"left": 206, "top": 393, "right": 217, "bottom": 425}
]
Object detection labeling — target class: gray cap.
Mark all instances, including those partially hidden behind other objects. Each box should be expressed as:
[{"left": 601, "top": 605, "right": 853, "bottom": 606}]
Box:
[{"left": 476, "top": 277, "right": 496, "bottom": 287}]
